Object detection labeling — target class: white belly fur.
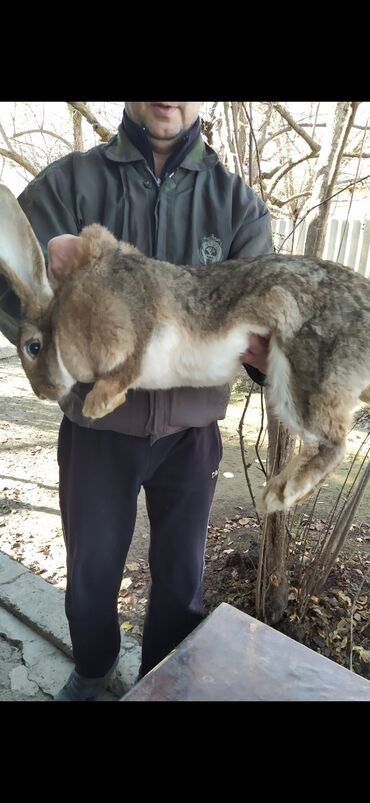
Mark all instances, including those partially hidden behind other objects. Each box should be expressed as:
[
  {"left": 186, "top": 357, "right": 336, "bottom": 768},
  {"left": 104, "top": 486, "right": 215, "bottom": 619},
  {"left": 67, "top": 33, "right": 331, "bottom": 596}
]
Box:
[{"left": 135, "top": 322, "right": 270, "bottom": 390}]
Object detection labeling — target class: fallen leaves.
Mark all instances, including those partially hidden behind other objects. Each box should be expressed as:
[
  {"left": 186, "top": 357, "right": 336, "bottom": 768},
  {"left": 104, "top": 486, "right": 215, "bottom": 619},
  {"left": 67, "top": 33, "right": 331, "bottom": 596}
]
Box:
[
  {"left": 204, "top": 514, "right": 370, "bottom": 682},
  {"left": 121, "top": 577, "right": 132, "bottom": 591},
  {"left": 353, "top": 646, "right": 370, "bottom": 663}
]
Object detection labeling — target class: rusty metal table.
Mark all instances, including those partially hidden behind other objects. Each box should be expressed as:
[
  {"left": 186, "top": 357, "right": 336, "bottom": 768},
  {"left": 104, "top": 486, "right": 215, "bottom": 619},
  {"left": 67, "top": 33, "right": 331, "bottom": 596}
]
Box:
[{"left": 121, "top": 602, "right": 370, "bottom": 701}]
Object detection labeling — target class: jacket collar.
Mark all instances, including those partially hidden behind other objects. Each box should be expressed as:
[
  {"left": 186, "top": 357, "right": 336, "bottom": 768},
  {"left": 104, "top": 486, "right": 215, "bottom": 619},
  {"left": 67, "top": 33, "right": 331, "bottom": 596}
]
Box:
[{"left": 103, "top": 111, "right": 218, "bottom": 176}]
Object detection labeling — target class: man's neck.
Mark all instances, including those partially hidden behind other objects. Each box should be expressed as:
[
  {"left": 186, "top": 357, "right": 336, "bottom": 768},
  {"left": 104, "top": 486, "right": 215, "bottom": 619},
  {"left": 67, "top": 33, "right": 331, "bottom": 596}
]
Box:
[
  {"left": 152, "top": 149, "right": 172, "bottom": 177},
  {"left": 122, "top": 111, "right": 202, "bottom": 181}
]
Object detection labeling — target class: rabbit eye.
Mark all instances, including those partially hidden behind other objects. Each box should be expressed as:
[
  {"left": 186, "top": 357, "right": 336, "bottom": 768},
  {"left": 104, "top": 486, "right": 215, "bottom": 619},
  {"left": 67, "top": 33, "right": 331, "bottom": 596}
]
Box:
[{"left": 25, "top": 339, "right": 42, "bottom": 359}]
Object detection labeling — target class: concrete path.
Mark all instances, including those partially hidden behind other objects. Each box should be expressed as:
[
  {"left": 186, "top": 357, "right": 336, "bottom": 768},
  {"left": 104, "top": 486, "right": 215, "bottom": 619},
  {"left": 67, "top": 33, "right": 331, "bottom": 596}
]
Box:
[{"left": 0, "top": 551, "right": 141, "bottom": 701}]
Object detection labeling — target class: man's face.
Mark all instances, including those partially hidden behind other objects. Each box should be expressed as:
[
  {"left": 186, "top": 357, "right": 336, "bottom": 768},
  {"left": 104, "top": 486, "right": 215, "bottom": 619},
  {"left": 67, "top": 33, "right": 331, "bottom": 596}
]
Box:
[{"left": 125, "top": 102, "right": 201, "bottom": 142}]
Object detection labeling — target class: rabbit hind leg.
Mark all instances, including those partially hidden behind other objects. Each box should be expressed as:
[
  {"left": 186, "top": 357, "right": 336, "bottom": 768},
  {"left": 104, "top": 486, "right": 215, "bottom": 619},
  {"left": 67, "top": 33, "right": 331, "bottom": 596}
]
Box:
[
  {"left": 261, "top": 440, "right": 346, "bottom": 514},
  {"left": 261, "top": 390, "right": 353, "bottom": 514}
]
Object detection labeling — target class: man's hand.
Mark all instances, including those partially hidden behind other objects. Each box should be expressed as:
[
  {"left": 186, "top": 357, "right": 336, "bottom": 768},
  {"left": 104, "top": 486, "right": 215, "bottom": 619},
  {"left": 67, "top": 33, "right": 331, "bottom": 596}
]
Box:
[{"left": 240, "top": 333, "right": 270, "bottom": 375}]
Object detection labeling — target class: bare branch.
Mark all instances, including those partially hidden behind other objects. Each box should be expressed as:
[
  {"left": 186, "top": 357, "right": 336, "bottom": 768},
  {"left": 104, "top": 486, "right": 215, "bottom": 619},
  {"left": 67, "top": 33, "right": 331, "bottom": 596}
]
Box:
[
  {"left": 223, "top": 102, "right": 238, "bottom": 174},
  {"left": 263, "top": 126, "right": 291, "bottom": 146},
  {"left": 343, "top": 151, "right": 370, "bottom": 158},
  {"left": 278, "top": 171, "right": 370, "bottom": 252},
  {"left": 269, "top": 191, "right": 311, "bottom": 209},
  {"left": 231, "top": 103, "right": 245, "bottom": 181},
  {"left": 238, "top": 383, "right": 261, "bottom": 525},
  {"left": 272, "top": 103, "right": 321, "bottom": 152},
  {"left": 261, "top": 163, "right": 290, "bottom": 180},
  {"left": 248, "top": 103, "right": 254, "bottom": 186},
  {"left": 349, "top": 564, "right": 370, "bottom": 671},
  {"left": 268, "top": 152, "right": 317, "bottom": 197},
  {"left": 268, "top": 195, "right": 285, "bottom": 209},
  {"left": 66, "top": 102, "right": 113, "bottom": 142},
  {"left": 0, "top": 148, "right": 38, "bottom": 176},
  {"left": 0, "top": 122, "right": 13, "bottom": 151},
  {"left": 12, "top": 129, "right": 73, "bottom": 150}
]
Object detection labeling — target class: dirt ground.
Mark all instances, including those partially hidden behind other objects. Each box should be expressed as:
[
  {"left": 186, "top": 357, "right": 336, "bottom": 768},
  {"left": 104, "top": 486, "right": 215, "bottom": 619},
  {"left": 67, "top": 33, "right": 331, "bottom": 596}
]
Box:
[{"left": 1, "top": 351, "right": 370, "bottom": 683}]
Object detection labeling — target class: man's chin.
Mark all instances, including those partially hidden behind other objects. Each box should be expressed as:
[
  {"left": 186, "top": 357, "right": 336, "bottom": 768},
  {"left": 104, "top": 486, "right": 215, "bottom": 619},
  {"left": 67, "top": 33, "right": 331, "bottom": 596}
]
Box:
[{"left": 146, "top": 128, "right": 183, "bottom": 142}]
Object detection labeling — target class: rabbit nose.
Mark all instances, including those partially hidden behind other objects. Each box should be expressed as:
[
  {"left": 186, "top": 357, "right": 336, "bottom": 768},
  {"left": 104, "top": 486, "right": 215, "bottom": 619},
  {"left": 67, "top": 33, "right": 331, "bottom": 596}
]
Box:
[{"left": 38, "top": 392, "right": 47, "bottom": 400}]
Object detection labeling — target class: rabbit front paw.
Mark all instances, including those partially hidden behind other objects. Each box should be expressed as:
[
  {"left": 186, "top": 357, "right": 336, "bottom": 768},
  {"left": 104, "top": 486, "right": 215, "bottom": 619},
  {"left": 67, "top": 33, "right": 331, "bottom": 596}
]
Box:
[{"left": 83, "top": 381, "right": 128, "bottom": 420}]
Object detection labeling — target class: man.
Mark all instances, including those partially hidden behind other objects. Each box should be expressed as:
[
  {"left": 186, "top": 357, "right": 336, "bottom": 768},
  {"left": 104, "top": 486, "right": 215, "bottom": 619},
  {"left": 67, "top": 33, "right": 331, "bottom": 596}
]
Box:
[{"left": 18, "top": 101, "right": 272, "bottom": 700}]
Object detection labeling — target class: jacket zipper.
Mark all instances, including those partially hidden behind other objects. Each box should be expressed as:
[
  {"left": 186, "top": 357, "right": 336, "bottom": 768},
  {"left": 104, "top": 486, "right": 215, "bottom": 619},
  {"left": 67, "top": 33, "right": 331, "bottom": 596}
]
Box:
[{"left": 145, "top": 166, "right": 175, "bottom": 257}]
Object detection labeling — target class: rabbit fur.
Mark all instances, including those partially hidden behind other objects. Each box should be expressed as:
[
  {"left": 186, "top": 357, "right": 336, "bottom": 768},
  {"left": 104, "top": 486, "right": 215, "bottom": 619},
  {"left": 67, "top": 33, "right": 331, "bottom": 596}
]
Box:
[{"left": 1, "top": 182, "right": 370, "bottom": 515}]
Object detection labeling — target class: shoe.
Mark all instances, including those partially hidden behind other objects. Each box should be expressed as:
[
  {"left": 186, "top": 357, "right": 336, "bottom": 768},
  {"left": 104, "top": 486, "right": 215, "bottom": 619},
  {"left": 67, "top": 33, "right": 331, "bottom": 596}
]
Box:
[{"left": 54, "top": 657, "right": 119, "bottom": 701}]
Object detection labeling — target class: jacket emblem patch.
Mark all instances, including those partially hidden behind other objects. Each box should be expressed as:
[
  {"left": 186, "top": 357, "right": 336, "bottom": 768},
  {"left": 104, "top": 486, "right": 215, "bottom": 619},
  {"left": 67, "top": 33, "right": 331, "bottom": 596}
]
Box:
[{"left": 199, "top": 235, "right": 223, "bottom": 265}]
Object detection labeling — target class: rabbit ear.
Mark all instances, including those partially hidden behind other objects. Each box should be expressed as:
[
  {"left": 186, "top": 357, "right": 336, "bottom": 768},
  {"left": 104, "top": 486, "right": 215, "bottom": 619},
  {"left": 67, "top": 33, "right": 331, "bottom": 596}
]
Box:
[
  {"left": 47, "top": 234, "right": 81, "bottom": 288},
  {"left": 0, "top": 272, "right": 22, "bottom": 344},
  {"left": 48, "top": 225, "right": 120, "bottom": 287},
  {"left": 0, "top": 184, "right": 53, "bottom": 342}
]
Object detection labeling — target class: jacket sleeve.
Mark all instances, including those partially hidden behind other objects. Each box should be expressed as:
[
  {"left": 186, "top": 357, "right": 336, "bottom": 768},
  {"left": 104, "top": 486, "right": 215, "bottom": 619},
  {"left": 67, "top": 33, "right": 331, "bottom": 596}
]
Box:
[
  {"left": 17, "top": 155, "right": 80, "bottom": 263},
  {"left": 229, "top": 184, "right": 273, "bottom": 386},
  {"left": 229, "top": 187, "right": 273, "bottom": 260}
]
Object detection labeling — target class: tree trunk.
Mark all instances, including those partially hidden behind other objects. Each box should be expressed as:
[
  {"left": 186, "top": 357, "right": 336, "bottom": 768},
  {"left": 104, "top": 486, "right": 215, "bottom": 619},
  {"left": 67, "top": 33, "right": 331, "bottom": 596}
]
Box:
[
  {"left": 223, "top": 102, "right": 238, "bottom": 174},
  {"left": 72, "top": 108, "right": 84, "bottom": 151},
  {"left": 256, "top": 397, "right": 296, "bottom": 624},
  {"left": 304, "top": 102, "right": 360, "bottom": 257}
]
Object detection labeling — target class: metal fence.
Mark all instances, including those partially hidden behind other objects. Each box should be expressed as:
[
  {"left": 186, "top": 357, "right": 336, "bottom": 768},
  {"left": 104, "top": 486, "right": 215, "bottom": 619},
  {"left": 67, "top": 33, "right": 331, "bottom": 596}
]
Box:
[{"left": 271, "top": 218, "right": 370, "bottom": 277}]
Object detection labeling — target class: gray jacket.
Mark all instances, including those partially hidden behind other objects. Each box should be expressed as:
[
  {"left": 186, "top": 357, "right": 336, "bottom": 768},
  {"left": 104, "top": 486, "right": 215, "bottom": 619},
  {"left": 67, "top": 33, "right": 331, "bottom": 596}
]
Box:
[{"left": 18, "top": 124, "right": 273, "bottom": 437}]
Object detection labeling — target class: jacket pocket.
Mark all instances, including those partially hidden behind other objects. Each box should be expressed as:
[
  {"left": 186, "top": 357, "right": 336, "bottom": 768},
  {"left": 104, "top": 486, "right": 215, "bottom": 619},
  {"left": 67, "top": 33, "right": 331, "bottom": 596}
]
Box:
[{"left": 167, "top": 385, "right": 231, "bottom": 429}]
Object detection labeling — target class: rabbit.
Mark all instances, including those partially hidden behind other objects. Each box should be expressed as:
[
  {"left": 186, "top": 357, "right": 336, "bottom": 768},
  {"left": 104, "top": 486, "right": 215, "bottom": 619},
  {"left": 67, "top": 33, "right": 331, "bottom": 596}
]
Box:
[{"left": 1, "top": 181, "right": 370, "bottom": 515}]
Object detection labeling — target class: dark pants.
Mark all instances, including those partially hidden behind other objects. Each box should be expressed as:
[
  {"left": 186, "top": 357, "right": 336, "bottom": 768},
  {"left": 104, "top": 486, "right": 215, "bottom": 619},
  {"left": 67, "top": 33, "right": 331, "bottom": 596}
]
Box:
[{"left": 57, "top": 417, "right": 222, "bottom": 678}]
